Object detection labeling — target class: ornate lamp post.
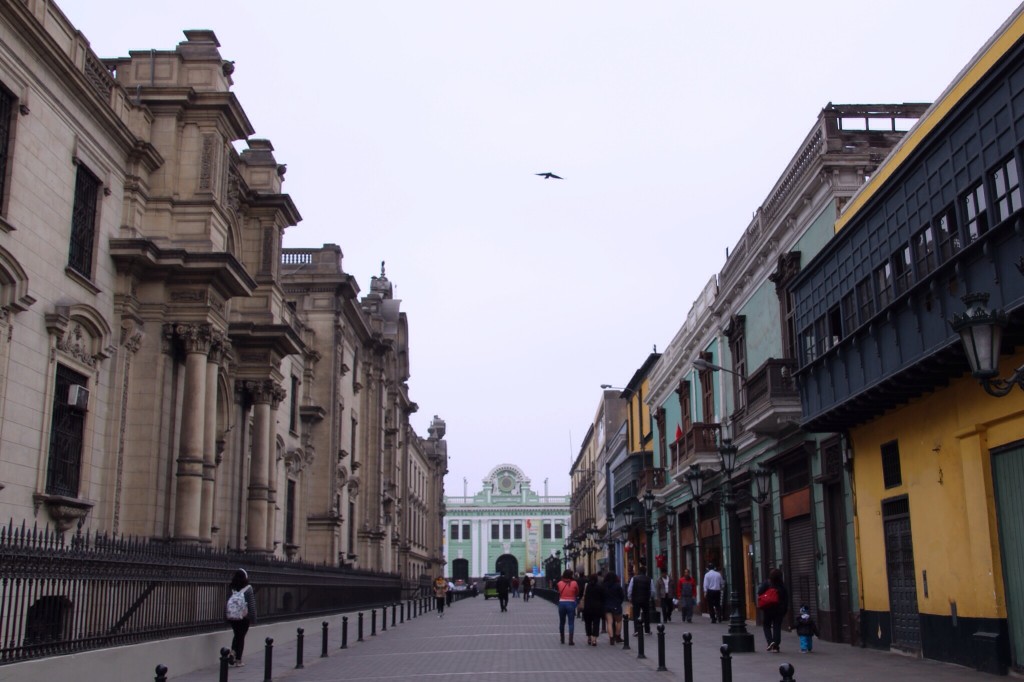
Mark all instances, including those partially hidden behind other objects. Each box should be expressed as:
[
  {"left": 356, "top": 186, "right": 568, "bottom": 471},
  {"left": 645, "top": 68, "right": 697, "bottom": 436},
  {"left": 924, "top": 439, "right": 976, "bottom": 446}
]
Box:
[
  {"left": 665, "top": 507, "right": 676, "bottom": 577},
  {"left": 685, "top": 438, "right": 757, "bottom": 654},
  {"left": 606, "top": 513, "right": 616, "bottom": 573},
  {"left": 642, "top": 490, "right": 656, "bottom": 573}
]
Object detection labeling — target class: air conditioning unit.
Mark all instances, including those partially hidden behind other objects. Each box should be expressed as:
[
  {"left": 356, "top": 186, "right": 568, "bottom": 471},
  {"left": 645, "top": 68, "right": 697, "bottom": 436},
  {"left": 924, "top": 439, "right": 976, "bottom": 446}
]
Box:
[{"left": 68, "top": 384, "right": 89, "bottom": 411}]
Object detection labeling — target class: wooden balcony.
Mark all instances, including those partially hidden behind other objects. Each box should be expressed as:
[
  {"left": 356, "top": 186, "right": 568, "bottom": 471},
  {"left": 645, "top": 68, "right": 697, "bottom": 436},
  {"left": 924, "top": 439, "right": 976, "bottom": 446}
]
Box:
[
  {"left": 639, "top": 467, "right": 665, "bottom": 492},
  {"left": 739, "top": 358, "right": 801, "bottom": 435},
  {"left": 672, "top": 422, "right": 722, "bottom": 473}
]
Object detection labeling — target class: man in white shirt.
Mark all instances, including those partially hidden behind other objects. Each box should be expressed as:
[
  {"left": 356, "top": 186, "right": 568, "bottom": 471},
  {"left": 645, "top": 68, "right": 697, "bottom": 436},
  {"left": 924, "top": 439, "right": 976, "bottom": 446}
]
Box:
[{"left": 703, "top": 563, "right": 724, "bottom": 623}]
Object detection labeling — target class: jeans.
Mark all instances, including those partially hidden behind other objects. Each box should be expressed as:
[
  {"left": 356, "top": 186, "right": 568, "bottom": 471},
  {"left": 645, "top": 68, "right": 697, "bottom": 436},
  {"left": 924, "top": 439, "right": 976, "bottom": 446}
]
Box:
[
  {"left": 706, "top": 590, "right": 722, "bottom": 622},
  {"left": 229, "top": 620, "right": 250, "bottom": 662},
  {"left": 558, "top": 601, "right": 576, "bottom": 635},
  {"left": 763, "top": 610, "right": 784, "bottom": 648},
  {"left": 435, "top": 596, "right": 445, "bottom": 615},
  {"left": 633, "top": 601, "right": 651, "bottom": 633}
]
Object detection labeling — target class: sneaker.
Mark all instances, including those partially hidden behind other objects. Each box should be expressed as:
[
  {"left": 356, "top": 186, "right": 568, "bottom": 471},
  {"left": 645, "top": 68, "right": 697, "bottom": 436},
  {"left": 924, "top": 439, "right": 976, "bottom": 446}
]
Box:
[{"left": 233, "top": 660, "right": 245, "bottom": 667}]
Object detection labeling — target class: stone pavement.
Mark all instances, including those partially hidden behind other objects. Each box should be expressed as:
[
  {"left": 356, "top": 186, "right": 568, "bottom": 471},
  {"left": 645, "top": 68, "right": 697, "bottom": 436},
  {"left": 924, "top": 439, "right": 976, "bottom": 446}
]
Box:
[{"left": 167, "top": 595, "right": 997, "bottom": 681}]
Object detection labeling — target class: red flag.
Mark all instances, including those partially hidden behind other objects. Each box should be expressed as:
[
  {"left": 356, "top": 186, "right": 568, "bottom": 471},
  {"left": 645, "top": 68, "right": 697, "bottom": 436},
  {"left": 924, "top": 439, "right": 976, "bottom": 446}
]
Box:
[{"left": 675, "top": 424, "right": 683, "bottom": 441}]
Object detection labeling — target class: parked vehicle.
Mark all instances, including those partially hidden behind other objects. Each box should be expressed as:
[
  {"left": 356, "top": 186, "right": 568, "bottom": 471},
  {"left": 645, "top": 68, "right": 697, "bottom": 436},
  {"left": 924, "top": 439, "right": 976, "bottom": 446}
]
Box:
[{"left": 482, "top": 572, "right": 501, "bottom": 599}]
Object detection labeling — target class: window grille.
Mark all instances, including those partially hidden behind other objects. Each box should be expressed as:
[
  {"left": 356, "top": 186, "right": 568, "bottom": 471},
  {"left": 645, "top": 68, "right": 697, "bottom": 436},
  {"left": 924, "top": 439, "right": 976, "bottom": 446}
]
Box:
[
  {"left": 881, "top": 440, "right": 903, "bottom": 489},
  {"left": 46, "top": 365, "right": 88, "bottom": 497},
  {"left": 0, "top": 84, "right": 12, "bottom": 212},
  {"left": 68, "top": 163, "right": 100, "bottom": 278}
]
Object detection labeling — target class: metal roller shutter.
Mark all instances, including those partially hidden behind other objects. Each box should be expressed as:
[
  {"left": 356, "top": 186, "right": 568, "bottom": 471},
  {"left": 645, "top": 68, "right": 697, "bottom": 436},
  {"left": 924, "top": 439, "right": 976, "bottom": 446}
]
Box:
[{"left": 784, "top": 515, "right": 818, "bottom": 623}]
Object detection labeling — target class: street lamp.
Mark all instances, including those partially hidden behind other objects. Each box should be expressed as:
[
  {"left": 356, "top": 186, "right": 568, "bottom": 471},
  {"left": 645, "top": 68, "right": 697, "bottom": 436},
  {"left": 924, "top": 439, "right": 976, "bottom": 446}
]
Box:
[
  {"left": 684, "top": 438, "right": 756, "bottom": 654},
  {"left": 665, "top": 508, "right": 676, "bottom": 578},
  {"left": 951, "top": 292, "right": 1024, "bottom": 396},
  {"left": 606, "top": 513, "right": 616, "bottom": 573},
  {"left": 692, "top": 357, "right": 742, "bottom": 375},
  {"left": 642, "top": 490, "right": 656, "bottom": 574}
]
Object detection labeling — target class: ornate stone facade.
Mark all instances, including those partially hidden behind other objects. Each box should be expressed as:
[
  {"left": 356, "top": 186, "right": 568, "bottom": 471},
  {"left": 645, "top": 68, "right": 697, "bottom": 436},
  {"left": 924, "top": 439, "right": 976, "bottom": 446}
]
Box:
[{"left": 0, "top": 0, "right": 445, "bottom": 579}]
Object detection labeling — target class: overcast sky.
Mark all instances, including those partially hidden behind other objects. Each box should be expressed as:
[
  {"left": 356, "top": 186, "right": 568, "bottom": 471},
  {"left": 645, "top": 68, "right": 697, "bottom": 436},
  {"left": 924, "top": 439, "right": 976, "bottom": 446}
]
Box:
[{"left": 61, "top": 1, "right": 1021, "bottom": 496}]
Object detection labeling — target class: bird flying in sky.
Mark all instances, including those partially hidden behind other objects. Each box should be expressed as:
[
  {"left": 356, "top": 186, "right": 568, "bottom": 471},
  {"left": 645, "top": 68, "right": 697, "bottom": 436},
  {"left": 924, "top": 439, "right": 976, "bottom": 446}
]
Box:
[{"left": 535, "top": 172, "right": 563, "bottom": 179}]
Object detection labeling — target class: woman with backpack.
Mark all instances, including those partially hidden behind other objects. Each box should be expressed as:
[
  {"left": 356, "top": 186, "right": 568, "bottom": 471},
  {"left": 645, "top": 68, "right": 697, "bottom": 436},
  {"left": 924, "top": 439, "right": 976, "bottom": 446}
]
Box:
[
  {"left": 756, "top": 567, "right": 788, "bottom": 653},
  {"left": 225, "top": 569, "right": 257, "bottom": 666}
]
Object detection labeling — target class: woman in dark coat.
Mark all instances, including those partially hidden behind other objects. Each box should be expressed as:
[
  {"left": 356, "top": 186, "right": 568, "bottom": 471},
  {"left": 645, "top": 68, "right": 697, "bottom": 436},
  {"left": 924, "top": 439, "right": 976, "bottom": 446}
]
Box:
[
  {"left": 602, "top": 572, "right": 625, "bottom": 644},
  {"left": 581, "top": 573, "right": 607, "bottom": 646},
  {"left": 756, "top": 567, "right": 788, "bottom": 653},
  {"left": 226, "top": 568, "right": 257, "bottom": 667}
]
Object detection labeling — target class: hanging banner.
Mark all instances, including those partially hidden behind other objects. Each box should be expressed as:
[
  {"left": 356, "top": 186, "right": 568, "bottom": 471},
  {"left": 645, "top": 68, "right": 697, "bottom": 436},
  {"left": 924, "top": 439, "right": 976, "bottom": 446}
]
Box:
[{"left": 526, "top": 518, "right": 541, "bottom": 569}]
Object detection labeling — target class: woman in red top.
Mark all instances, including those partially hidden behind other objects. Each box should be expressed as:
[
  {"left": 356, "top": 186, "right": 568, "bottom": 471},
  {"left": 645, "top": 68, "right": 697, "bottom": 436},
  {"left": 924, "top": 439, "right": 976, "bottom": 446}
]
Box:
[
  {"left": 676, "top": 569, "right": 697, "bottom": 623},
  {"left": 556, "top": 569, "right": 580, "bottom": 645}
]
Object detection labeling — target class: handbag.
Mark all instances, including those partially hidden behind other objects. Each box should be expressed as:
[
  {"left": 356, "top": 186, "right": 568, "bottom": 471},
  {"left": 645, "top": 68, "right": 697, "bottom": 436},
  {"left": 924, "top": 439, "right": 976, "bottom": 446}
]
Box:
[
  {"left": 576, "top": 584, "right": 588, "bottom": 613},
  {"left": 757, "top": 586, "right": 780, "bottom": 609}
]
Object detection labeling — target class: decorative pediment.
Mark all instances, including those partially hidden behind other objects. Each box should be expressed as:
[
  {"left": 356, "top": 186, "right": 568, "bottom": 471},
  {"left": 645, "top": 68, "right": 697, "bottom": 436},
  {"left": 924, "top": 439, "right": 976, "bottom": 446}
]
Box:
[
  {"left": 284, "top": 447, "right": 314, "bottom": 475},
  {"left": 46, "top": 304, "right": 114, "bottom": 369}
]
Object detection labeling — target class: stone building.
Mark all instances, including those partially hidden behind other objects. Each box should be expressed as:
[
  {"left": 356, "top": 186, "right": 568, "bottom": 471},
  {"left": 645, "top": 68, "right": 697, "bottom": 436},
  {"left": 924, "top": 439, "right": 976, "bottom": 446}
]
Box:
[{"left": 0, "top": 0, "right": 445, "bottom": 580}]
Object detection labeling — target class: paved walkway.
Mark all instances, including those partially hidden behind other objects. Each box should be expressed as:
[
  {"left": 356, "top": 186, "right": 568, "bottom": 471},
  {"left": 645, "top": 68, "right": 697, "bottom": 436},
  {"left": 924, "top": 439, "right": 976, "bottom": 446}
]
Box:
[{"left": 169, "top": 595, "right": 996, "bottom": 681}]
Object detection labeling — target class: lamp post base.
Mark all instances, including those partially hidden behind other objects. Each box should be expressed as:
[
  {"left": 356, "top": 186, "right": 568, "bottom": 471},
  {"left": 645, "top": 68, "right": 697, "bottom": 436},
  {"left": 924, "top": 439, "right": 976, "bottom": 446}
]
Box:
[{"left": 722, "top": 630, "right": 755, "bottom": 653}]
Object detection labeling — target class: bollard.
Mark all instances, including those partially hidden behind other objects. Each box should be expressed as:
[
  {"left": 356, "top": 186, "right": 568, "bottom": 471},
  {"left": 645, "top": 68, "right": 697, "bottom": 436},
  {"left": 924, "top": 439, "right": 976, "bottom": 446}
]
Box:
[
  {"left": 322, "top": 621, "right": 329, "bottom": 657},
  {"left": 341, "top": 616, "right": 349, "bottom": 649},
  {"left": 296, "top": 627, "right": 305, "bottom": 669},
  {"left": 682, "top": 632, "right": 693, "bottom": 682},
  {"left": 382, "top": 606, "right": 387, "bottom": 632},
  {"left": 657, "top": 624, "right": 667, "bottom": 671},
  {"left": 154, "top": 664, "right": 168, "bottom": 682},
  {"left": 264, "top": 637, "right": 274, "bottom": 682},
  {"left": 720, "top": 643, "right": 732, "bottom": 682},
  {"left": 780, "top": 663, "right": 796, "bottom": 682},
  {"left": 636, "top": 618, "right": 646, "bottom": 659},
  {"left": 358, "top": 611, "right": 365, "bottom": 641},
  {"left": 392, "top": 602, "right": 397, "bottom": 627},
  {"left": 401, "top": 601, "right": 406, "bottom": 623},
  {"left": 622, "top": 615, "right": 631, "bottom": 650},
  {"left": 219, "top": 647, "right": 232, "bottom": 682},
  {"left": 371, "top": 608, "right": 377, "bottom": 636}
]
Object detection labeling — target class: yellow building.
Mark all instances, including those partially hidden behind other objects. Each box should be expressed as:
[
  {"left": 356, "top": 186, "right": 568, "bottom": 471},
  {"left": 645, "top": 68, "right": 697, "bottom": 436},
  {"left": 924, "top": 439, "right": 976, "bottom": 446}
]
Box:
[{"left": 791, "top": 6, "right": 1024, "bottom": 673}]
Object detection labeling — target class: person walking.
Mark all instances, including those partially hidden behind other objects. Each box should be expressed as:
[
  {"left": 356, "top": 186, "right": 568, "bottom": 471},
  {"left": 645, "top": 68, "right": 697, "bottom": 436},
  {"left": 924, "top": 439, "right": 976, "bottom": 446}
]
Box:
[
  {"left": 676, "top": 568, "right": 697, "bottom": 623},
  {"left": 225, "top": 568, "right": 257, "bottom": 667},
  {"left": 511, "top": 575, "right": 520, "bottom": 598},
  {"left": 496, "top": 572, "right": 511, "bottom": 612},
  {"left": 626, "top": 566, "right": 653, "bottom": 635},
  {"left": 433, "top": 575, "right": 449, "bottom": 618},
  {"left": 795, "top": 605, "right": 819, "bottom": 653},
  {"left": 655, "top": 570, "right": 675, "bottom": 624},
  {"left": 703, "top": 563, "right": 724, "bottom": 623},
  {"left": 756, "top": 567, "right": 789, "bottom": 652},
  {"left": 581, "top": 573, "right": 607, "bottom": 646},
  {"left": 521, "top": 574, "right": 532, "bottom": 601},
  {"left": 602, "top": 572, "right": 625, "bottom": 645},
  {"left": 556, "top": 569, "right": 580, "bottom": 645},
  {"left": 446, "top": 578, "right": 455, "bottom": 607}
]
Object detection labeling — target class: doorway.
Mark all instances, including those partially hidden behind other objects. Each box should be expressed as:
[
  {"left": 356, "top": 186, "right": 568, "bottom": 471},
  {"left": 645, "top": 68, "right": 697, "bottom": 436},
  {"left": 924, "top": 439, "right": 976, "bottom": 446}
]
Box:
[
  {"left": 882, "top": 496, "right": 920, "bottom": 651},
  {"left": 991, "top": 443, "right": 1024, "bottom": 671}
]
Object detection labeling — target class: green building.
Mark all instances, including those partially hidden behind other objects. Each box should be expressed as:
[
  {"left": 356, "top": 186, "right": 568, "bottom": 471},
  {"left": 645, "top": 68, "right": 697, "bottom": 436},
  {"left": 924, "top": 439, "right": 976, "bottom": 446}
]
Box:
[{"left": 443, "top": 464, "right": 570, "bottom": 582}]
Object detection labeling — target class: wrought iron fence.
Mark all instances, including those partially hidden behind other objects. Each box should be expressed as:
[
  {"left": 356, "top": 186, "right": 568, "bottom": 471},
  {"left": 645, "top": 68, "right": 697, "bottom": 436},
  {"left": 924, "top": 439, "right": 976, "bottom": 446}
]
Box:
[{"left": 0, "top": 521, "right": 401, "bottom": 664}]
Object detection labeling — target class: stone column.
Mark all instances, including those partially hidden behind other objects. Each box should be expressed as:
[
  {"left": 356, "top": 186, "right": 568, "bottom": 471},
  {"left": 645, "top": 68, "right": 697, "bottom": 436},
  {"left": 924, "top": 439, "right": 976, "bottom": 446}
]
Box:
[
  {"left": 199, "top": 332, "right": 227, "bottom": 543},
  {"left": 266, "top": 384, "right": 287, "bottom": 552},
  {"left": 172, "top": 324, "right": 212, "bottom": 542},
  {"left": 246, "top": 380, "right": 274, "bottom": 552}
]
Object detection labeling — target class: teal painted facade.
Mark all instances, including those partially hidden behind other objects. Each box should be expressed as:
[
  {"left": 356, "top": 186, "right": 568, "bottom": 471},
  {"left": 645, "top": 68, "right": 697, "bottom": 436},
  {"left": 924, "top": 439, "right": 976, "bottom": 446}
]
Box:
[{"left": 443, "top": 464, "right": 570, "bottom": 582}]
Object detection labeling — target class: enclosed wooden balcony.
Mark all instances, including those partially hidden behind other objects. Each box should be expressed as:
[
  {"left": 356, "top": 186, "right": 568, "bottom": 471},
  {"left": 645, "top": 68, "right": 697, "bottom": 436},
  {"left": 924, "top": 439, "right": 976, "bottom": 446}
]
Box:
[{"left": 739, "top": 358, "right": 801, "bottom": 435}]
